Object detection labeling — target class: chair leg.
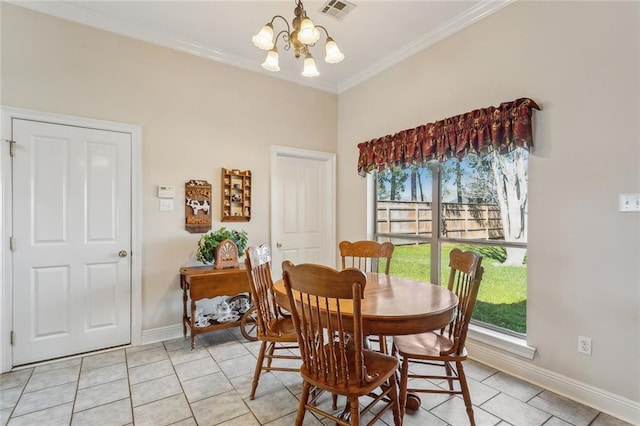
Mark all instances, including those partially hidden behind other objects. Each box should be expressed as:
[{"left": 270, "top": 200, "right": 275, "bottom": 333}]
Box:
[
  {"left": 296, "top": 381, "right": 312, "bottom": 426},
  {"left": 398, "top": 356, "right": 409, "bottom": 413},
  {"left": 457, "top": 361, "right": 476, "bottom": 426},
  {"left": 349, "top": 397, "right": 360, "bottom": 426},
  {"left": 444, "top": 361, "right": 455, "bottom": 391},
  {"left": 250, "top": 341, "right": 267, "bottom": 400},
  {"left": 379, "top": 335, "right": 388, "bottom": 354},
  {"left": 388, "top": 371, "right": 402, "bottom": 426},
  {"left": 266, "top": 342, "right": 276, "bottom": 369}
]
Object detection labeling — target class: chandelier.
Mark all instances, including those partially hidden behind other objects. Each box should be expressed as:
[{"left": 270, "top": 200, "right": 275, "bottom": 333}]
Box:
[{"left": 251, "top": 0, "right": 345, "bottom": 77}]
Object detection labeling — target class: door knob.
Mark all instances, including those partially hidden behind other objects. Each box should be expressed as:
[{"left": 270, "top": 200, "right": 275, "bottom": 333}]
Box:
[
  {"left": 276, "top": 242, "right": 282, "bottom": 248},
  {"left": 118, "top": 250, "right": 128, "bottom": 258}
]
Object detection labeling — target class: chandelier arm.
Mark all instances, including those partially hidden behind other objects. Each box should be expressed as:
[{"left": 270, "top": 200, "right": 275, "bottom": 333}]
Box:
[
  {"left": 270, "top": 15, "right": 291, "bottom": 34},
  {"left": 269, "top": 15, "right": 293, "bottom": 51},
  {"left": 275, "top": 30, "right": 292, "bottom": 51},
  {"left": 314, "top": 25, "right": 331, "bottom": 39}
]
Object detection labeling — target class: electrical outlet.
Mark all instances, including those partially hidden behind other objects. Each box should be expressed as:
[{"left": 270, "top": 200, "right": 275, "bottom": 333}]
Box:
[
  {"left": 578, "top": 336, "right": 592, "bottom": 356},
  {"left": 619, "top": 193, "right": 640, "bottom": 212}
]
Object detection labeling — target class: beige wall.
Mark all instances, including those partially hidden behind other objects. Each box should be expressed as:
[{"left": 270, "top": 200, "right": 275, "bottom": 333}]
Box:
[
  {"left": 0, "top": 4, "right": 337, "bottom": 331},
  {"left": 338, "top": 1, "right": 639, "bottom": 404}
]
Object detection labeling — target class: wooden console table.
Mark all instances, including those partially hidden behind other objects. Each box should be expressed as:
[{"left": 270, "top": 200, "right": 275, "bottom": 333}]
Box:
[{"left": 180, "top": 265, "right": 251, "bottom": 349}]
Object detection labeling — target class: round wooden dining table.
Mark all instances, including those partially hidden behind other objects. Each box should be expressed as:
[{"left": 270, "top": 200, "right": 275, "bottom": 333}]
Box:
[
  {"left": 272, "top": 271, "right": 458, "bottom": 411},
  {"left": 272, "top": 272, "right": 458, "bottom": 339}
]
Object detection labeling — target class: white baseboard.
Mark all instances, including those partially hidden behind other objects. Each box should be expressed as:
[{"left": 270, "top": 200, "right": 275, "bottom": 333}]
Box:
[
  {"left": 141, "top": 324, "right": 184, "bottom": 346},
  {"left": 466, "top": 340, "right": 640, "bottom": 425}
]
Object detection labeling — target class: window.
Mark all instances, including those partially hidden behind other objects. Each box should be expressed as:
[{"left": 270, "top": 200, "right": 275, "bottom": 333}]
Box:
[{"left": 375, "top": 148, "right": 528, "bottom": 336}]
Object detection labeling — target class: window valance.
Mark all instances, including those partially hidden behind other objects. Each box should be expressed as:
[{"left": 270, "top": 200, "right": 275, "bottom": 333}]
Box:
[{"left": 357, "top": 97, "right": 540, "bottom": 176}]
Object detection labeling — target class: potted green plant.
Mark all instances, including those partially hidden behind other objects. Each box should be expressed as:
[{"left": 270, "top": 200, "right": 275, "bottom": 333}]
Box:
[{"left": 195, "top": 227, "right": 248, "bottom": 265}]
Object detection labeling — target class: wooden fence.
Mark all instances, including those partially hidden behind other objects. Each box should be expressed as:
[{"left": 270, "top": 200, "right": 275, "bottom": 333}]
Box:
[{"left": 377, "top": 201, "right": 504, "bottom": 239}]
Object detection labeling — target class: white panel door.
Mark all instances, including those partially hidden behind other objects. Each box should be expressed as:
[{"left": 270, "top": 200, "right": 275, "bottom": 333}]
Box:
[
  {"left": 12, "top": 119, "right": 132, "bottom": 365},
  {"left": 271, "top": 149, "right": 335, "bottom": 280}
]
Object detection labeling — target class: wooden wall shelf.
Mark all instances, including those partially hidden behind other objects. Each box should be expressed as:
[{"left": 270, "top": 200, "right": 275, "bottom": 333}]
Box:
[{"left": 221, "top": 168, "right": 251, "bottom": 222}]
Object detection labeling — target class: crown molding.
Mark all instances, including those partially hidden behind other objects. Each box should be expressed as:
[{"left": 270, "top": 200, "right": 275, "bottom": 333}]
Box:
[
  {"left": 166, "top": 39, "right": 340, "bottom": 93},
  {"left": 337, "top": 0, "right": 516, "bottom": 94}
]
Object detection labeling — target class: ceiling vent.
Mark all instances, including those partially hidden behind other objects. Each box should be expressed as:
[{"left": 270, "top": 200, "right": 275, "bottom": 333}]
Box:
[{"left": 320, "top": 0, "right": 356, "bottom": 21}]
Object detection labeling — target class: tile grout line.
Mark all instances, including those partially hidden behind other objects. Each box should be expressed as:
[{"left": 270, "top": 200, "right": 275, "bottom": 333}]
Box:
[
  {"left": 3, "top": 368, "right": 35, "bottom": 423},
  {"left": 164, "top": 339, "right": 198, "bottom": 425},
  {"left": 124, "top": 346, "right": 135, "bottom": 426},
  {"left": 198, "top": 333, "right": 263, "bottom": 425},
  {"left": 68, "top": 357, "right": 82, "bottom": 424}
]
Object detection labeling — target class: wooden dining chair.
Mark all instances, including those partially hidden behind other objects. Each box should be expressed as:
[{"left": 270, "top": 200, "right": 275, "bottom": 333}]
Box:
[
  {"left": 392, "top": 248, "right": 484, "bottom": 425},
  {"left": 244, "top": 245, "right": 300, "bottom": 400},
  {"left": 282, "top": 261, "right": 402, "bottom": 426},
  {"left": 339, "top": 240, "right": 394, "bottom": 353},
  {"left": 339, "top": 240, "right": 394, "bottom": 274}
]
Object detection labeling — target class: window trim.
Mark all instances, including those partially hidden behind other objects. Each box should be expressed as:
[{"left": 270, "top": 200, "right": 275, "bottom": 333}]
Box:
[{"left": 467, "top": 324, "right": 536, "bottom": 360}]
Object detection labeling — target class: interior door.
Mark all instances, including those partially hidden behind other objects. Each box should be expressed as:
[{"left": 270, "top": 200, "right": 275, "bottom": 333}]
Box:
[
  {"left": 11, "top": 119, "right": 132, "bottom": 365},
  {"left": 271, "top": 148, "right": 335, "bottom": 279}
]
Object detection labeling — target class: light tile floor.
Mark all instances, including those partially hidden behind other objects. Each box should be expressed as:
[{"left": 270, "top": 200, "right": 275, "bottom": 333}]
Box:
[{"left": 0, "top": 328, "right": 633, "bottom": 426}]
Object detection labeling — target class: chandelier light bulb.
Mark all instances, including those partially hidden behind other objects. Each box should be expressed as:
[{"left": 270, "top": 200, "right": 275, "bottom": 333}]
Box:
[
  {"left": 301, "top": 52, "right": 320, "bottom": 77},
  {"left": 252, "top": 23, "right": 275, "bottom": 50},
  {"left": 324, "top": 37, "right": 345, "bottom": 64},
  {"left": 298, "top": 18, "right": 320, "bottom": 45},
  {"left": 261, "top": 48, "right": 280, "bottom": 72}
]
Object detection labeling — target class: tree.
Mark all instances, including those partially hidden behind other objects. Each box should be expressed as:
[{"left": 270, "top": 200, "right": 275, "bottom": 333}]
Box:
[
  {"left": 488, "top": 148, "right": 528, "bottom": 266},
  {"left": 465, "top": 154, "right": 497, "bottom": 203},
  {"left": 377, "top": 167, "right": 408, "bottom": 201},
  {"left": 408, "top": 166, "right": 429, "bottom": 201},
  {"left": 440, "top": 160, "right": 464, "bottom": 202},
  {"left": 377, "top": 172, "right": 391, "bottom": 201},
  {"left": 410, "top": 167, "right": 417, "bottom": 201}
]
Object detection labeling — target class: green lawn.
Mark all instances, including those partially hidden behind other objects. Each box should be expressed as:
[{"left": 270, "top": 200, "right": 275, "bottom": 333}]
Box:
[{"left": 388, "top": 243, "right": 527, "bottom": 334}]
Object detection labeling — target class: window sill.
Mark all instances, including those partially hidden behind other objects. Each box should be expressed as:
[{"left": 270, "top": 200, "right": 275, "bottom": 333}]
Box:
[{"left": 467, "top": 324, "right": 536, "bottom": 360}]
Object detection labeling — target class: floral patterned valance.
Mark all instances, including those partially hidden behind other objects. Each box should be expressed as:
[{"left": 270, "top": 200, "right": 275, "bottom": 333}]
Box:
[{"left": 357, "top": 97, "right": 540, "bottom": 176}]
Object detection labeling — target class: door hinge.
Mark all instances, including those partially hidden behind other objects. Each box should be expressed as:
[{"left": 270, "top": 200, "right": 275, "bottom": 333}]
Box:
[
  {"left": 6, "top": 139, "right": 16, "bottom": 157},
  {"left": 10, "top": 331, "right": 15, "bottom": 345},
  {"left": 9, "top": 236, "right": 15, "bottom": 252}
]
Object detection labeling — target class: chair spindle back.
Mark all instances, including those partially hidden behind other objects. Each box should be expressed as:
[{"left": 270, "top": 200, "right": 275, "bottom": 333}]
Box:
[
  {"left": 245, "top": 245, "right": 280, "bottom": 337},
  {"left": 282, "top": 261, "right": 368, "bottom": 386},
  {"left": 442, "top": 248, "right": 484, "bottom": 356},
  {"left": 339, "top": 240, "right": 394, "bottom": 274}
]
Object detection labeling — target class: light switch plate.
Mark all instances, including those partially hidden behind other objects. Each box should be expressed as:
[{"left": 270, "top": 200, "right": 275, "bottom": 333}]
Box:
[
  {"left": 158, "top": 185, "right": 175, "bottom": 198},
  {"left": 159, "top": 199, "right": 174, "bottom": 211},
  {"left": 619, "top": 193, "right": 640, "bottom": 212}
]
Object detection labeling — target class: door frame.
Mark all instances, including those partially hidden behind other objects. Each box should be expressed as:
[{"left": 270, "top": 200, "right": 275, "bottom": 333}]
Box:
[
  {"left": 270, "top": 145, "right": 336, "bottom": 277},
  {"left": 0, "top": 106, "right": 143, "bottom": 372}
]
